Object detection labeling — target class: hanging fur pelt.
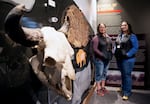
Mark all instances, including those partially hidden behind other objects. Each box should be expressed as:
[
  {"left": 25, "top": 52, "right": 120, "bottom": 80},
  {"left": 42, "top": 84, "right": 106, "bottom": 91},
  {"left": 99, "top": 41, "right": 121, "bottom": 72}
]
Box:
[{"left": 63, "top": 4, "right": 93, "bottom": 48}]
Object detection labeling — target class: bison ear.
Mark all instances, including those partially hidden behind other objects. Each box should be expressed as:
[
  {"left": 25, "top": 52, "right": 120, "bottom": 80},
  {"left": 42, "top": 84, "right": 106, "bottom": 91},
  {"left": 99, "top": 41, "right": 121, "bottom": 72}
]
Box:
[{"left": 44, "top": 57, "right": 56, "bottom": 67}]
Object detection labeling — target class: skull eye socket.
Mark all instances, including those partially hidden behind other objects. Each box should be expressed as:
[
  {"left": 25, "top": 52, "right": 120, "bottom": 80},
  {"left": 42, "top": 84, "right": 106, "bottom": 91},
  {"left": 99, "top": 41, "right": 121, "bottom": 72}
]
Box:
[{"left": 45, "top": 57, "right": 56, "bottom": 66}]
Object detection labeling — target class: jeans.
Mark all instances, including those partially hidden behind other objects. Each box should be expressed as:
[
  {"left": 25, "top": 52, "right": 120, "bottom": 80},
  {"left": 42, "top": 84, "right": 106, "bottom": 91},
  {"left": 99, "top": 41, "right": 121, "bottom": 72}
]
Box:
[
  {"left": 94, "top": 58, "right": 109, "bottom": 82},
  {"left": 117, "top": 58, "right": 135, "bottom": 96}
]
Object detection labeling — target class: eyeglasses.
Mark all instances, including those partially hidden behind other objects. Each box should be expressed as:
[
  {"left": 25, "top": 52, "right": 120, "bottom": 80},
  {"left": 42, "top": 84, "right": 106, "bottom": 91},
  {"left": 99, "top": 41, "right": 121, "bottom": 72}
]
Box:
[
  {"left": 121, "top": 24, "right": 127, "bottom": 26},
  {"left": 99, "top": 26, "right": 106, "bottom": 28}
]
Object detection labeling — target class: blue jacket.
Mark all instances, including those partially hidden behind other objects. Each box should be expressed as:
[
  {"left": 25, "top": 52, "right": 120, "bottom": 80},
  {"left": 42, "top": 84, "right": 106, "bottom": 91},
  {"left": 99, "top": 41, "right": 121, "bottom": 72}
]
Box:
[
  {"left": 115, "top": 34, "right": 139, "bottom": 62},
  {"left": 126, "top": 34, "right": 139, "bottom": 58}
]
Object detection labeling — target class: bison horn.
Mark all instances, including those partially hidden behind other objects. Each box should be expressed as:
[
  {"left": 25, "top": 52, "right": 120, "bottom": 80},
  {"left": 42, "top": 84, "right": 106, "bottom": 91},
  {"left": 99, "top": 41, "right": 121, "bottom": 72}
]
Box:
[{"left": 4, "top": 4, "right": 42, "bottom": 47}]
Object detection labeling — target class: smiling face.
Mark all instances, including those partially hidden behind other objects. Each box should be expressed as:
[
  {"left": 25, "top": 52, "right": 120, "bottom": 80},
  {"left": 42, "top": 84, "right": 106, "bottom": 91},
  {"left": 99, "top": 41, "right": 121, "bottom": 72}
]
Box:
[
  {"left": 121, "top": 21, "right": 129, "bottom": 34},
  {"left": 98, "top": 23, "right": 106, "bottom": 34}
]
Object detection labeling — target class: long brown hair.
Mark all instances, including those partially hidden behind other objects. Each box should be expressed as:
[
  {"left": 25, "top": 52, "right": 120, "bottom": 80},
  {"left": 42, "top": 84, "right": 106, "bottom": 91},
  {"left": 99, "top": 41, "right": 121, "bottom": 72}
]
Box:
[
  {"left": 97, "top": 23, "right": 106, "bottom": 35},
  {"left": 121, "top": 21, "right": 133, "bottom": 35}
]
